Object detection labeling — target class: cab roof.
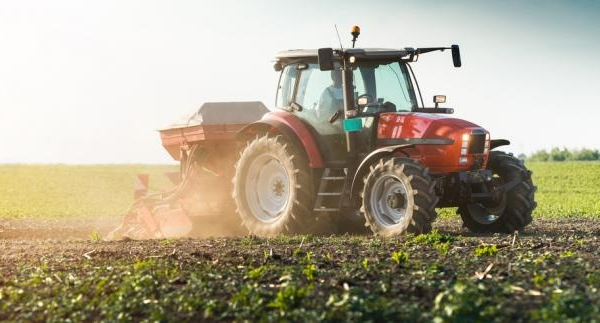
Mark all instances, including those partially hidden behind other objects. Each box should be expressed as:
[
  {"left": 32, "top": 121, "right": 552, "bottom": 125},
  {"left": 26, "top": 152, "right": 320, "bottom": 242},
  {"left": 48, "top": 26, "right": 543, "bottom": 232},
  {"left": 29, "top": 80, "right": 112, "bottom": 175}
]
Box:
[{"left": 275, "top": 48, "right": 414, "bottom": 64}]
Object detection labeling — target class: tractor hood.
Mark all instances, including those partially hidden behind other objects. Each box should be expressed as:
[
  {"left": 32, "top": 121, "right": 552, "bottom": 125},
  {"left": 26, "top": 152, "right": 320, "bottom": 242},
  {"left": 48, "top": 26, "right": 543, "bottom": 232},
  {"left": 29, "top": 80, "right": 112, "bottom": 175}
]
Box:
[
  {"left": 377, "top": 112, "right": 484, "bottom": 140},
  {"left": 377, "top": 112, "right": 490, "bottom": 173}
]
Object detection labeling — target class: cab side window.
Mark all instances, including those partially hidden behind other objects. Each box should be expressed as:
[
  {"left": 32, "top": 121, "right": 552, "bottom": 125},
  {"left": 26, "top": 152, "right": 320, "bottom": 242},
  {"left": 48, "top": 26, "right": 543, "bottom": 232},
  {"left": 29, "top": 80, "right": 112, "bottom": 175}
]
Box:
[
  {"left": 296, "top": 64, "right": 333, "bottom": 113},
  {"left": 275, "top": 65, "right": 298, "bottom": 108},
  {"left": 296, "top": 64, "right": 344, "bottom": 122}
]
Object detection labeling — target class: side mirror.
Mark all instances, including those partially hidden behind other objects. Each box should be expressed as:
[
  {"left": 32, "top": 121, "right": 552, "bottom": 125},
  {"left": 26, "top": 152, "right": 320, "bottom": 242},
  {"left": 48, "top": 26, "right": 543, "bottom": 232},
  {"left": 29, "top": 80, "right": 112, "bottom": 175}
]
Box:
[
  {"left": 451, "top": 45, "right": 461, "bottom": 68},
  {"left": 318, "top": 48, "right": 334, "bottom": 71}
]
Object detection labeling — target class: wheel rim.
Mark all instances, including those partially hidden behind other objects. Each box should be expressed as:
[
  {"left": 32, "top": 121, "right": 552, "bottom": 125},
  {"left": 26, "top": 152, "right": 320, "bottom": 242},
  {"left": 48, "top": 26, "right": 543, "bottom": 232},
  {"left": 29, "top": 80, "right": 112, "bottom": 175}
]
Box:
[
  {"left": 244, "top": 153, "right": 291, "bottom": 223},
  {"left": 468, "top": 194, "right": 507, "bottom": 224},
  {"left": 468, "top": 174, "right": 507, "bottom": 224},
  {"left": 369, "top": 173, "right": 409, "bottom": 227}
]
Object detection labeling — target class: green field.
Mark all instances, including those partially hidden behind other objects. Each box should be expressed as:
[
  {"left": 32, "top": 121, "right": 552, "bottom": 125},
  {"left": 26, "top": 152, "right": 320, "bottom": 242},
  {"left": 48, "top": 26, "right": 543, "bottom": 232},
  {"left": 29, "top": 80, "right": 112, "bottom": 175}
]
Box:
[
  {"left": 0, "top": 164, "right": 177, "bottom": 219},
  {"left": 528, "top": 162, "right": 600, "bottom": 217},
  {"left": 0, "top": 162, "right": 598, "bottom": 219}
]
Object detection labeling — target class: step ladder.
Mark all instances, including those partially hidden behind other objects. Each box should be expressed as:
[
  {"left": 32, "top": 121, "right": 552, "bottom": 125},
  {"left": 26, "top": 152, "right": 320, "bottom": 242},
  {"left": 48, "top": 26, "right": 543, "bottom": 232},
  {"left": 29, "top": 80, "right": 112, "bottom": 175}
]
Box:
[{"left": 313, "top": 168, "right": 347, "bottom": 213}]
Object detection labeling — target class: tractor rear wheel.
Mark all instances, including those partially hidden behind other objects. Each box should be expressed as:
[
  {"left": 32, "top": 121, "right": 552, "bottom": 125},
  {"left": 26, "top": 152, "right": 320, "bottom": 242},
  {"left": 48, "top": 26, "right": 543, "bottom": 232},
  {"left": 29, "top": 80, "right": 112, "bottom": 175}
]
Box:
[
  {"left": 458, "top": 151, "right": 536, "bottom": 233},
  {"left": 361, "top": 158, "right": 438, "bottom": 236},
  {"left": 232, "top": 134, "right": 315, "bottom": 236}
]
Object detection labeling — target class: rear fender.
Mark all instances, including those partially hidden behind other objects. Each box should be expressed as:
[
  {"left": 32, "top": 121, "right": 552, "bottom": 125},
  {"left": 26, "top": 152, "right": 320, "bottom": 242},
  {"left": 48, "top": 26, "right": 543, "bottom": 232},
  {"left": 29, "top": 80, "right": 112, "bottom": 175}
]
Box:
[{"left": 236, "top": 111, "right": 324, "bottom": 168}]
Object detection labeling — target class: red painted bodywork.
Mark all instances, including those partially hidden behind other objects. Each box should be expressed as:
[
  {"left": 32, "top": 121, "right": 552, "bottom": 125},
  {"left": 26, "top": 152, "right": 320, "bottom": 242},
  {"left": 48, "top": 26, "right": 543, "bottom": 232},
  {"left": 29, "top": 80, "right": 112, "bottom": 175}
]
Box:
[
  {"left": 159, "top": 124, "right": 244, "bottom": 177},
  {"left": 260, "top": 111, "right": 325, "bottom": 168},
  {"left": 159, "top": 110, "right": 324, "bottom": 169},
  {"left": 160, "top": 124, "right": 245, "bottom": 160},
  {"left": 377, "top": 112, "right": 489, "bottom": 173},
  {"left": 159, "top": 109, "right": 488, "bottom": 174}
]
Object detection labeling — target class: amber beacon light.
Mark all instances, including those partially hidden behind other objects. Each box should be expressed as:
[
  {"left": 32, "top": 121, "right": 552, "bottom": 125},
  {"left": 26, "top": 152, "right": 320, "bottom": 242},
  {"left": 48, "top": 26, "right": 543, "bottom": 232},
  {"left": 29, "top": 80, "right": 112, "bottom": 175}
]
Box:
[{"left": 351, "top": 25, "right": 360, "bottom": 48}]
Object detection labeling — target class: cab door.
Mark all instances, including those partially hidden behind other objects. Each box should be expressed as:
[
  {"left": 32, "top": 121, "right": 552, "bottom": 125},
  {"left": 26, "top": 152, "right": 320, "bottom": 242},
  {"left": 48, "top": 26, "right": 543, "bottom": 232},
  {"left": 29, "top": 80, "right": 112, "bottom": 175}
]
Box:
[{"left": 291, "top": 63, "right": 348, "bottom": 164}]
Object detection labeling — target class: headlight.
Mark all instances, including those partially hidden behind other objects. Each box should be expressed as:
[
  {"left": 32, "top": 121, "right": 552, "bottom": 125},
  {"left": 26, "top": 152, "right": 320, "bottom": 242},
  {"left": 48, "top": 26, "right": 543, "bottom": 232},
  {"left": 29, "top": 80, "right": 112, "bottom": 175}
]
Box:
[{"left": 434, "top": 95, "right": 447, "bottom": 104}]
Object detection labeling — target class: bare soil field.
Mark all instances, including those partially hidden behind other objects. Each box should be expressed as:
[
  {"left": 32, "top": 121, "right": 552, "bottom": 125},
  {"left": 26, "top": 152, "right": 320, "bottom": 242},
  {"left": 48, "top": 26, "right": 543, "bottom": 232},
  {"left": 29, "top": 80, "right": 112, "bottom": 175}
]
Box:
[{"left": 1, "top": 218, "right": 599, "bottom": 321}]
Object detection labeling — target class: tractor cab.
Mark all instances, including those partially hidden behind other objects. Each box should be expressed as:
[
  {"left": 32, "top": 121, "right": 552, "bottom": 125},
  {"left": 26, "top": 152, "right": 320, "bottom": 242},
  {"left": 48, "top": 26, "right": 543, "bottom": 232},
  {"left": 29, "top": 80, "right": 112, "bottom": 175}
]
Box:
[
  {"left": 274, "top": 46, "right": 458, "bottom": 167},
  {"left": 275, "top": 49, "right": 421, "bottom": 164}
]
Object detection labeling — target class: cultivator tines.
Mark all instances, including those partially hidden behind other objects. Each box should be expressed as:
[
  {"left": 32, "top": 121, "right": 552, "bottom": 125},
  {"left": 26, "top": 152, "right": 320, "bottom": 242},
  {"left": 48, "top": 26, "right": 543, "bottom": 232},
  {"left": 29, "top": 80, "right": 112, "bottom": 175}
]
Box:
[
  {"left": 105, "top": 143, "right": 239, "bottom": 240},
  {"left": 106, "top": 205, "right": 158, "bottom": 240},
  {"left": 107, "top": 183, "right": 196, "bottom": 240},
  {"left": 106, "top": 158, "right": 198, "bottom": 240}
]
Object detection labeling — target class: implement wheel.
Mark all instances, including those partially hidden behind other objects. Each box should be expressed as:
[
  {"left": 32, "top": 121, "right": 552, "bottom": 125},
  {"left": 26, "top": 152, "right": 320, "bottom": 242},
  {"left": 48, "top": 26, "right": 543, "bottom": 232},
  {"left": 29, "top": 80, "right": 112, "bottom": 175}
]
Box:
[
  {"left": 361, "top": 158, "right": 438, "bottom": 236},
  {"left": 232, "top": 134, "right": 315, "bottom": 236},
  {"left": 458, "top": 151, "right": 536, "bottom": 233}
]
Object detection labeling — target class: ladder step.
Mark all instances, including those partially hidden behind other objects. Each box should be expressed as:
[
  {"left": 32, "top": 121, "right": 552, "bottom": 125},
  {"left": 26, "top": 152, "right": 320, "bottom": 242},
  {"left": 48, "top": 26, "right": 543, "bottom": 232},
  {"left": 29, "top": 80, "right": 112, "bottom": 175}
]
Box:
[
  {"left": 313, "top": 208, "right": 340, "bottom": 212},
  {"left": 322, "top": 176, "right": 346, "bottom": 180},
  {"left": 318, "top": 192, "right": 342, "bottom": 196}
]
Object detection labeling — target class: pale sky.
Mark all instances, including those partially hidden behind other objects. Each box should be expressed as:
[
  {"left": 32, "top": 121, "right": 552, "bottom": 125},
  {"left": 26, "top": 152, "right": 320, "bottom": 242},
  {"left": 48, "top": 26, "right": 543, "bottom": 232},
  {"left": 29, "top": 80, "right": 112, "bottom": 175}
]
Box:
[{"left": 0, "top": 0, "right": 599, "bottom": 164}]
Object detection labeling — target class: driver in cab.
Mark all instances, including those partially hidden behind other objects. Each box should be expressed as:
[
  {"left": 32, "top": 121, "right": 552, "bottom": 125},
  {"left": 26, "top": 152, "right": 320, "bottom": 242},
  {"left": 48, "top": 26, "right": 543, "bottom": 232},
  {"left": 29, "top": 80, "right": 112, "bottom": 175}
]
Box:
[{"left": 317, "top": 69, "right": 344, "bottom": 121}]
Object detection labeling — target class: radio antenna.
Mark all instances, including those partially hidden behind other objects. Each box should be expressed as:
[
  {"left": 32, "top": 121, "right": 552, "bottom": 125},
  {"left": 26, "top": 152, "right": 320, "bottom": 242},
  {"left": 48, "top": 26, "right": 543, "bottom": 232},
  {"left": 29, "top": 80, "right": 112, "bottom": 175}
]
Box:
[{"left": 334, "top": 24, "right": 344, "bottom": 51}]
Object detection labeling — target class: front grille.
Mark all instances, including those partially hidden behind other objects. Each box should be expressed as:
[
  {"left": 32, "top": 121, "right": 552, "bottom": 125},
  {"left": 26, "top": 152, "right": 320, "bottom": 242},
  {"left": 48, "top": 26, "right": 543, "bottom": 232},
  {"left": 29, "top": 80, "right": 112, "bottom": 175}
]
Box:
[{"left": 469, "top": 133, "right": 486, "bottom": 154}]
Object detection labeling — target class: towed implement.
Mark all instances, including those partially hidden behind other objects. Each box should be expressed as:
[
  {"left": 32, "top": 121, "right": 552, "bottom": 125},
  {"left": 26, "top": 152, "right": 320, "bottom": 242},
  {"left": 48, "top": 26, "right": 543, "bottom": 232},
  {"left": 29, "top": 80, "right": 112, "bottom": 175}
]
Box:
[{"left": 109, "top": 26, "right": 536, "bottom": 239}]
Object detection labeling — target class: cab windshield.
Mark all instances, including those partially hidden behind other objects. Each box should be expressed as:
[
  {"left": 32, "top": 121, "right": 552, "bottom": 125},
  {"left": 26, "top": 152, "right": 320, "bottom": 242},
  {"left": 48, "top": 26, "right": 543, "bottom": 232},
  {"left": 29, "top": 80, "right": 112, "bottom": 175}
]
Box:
[{"left": 352, "top": 61, "right": 417, "bottom": 112}]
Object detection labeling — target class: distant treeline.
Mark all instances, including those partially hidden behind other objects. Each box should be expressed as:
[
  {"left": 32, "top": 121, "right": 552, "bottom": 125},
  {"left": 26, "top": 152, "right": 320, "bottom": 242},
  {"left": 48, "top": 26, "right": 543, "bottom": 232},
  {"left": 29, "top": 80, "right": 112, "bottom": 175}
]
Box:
[{"left": 526, "top": 148, "right": 600, "bottom": 162}]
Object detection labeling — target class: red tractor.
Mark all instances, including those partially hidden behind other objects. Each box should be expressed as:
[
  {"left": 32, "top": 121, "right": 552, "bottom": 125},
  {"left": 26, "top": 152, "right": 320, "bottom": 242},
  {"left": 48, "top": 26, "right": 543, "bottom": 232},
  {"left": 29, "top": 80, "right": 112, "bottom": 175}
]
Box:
[{"left": 110, "top": 26, "right": 536, "bottom": 239}]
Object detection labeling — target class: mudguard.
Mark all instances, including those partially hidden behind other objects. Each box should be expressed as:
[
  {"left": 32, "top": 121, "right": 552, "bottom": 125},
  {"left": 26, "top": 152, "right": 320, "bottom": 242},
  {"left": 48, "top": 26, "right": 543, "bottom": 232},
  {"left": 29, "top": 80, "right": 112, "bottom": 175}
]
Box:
[
  {"left": 349, "top": 144, "right": 414, "bottom": 197},
  {"left": 236, "top": 111, "right": 324, "bottom": 168},
  {"left": 350, "top": 139, "right": 454, "bottom": 197},
  {"left": 490, "top": 139, "right": 510, "bottom": 150}
]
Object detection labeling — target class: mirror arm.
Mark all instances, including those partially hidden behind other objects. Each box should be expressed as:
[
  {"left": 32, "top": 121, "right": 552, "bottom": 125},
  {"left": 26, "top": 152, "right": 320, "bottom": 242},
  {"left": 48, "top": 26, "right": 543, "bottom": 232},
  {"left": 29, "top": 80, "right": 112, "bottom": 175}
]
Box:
[{"left": 413, "top": 45, "right": 461, "bottom": 68}]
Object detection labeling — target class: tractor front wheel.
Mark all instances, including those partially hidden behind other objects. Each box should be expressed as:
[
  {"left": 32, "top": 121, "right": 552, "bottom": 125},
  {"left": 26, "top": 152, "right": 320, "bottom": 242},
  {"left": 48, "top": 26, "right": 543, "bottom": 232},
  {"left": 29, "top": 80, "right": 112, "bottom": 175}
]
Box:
[
  {"left": 361, "top": 158, "right": 438, "bottom": 236},
  {"left": 458, "top": 151, "right": 536, "bottom": 233},
  {"left": 232, "top": 134, "right": 315, "bottom": 236}
]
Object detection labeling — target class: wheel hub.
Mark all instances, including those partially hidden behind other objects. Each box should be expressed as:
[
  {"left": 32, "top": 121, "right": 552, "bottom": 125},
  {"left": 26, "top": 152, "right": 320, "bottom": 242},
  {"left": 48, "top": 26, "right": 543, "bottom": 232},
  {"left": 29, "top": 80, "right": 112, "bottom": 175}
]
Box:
[
  {"left": 272, "top": 179, "right": 285, "bottom": 197},
  {"left": 387, "top": 191, "right": 406, "bottom": 210},
  {"left": 369, "top": 174, "right": 409, "bottom": 227}
]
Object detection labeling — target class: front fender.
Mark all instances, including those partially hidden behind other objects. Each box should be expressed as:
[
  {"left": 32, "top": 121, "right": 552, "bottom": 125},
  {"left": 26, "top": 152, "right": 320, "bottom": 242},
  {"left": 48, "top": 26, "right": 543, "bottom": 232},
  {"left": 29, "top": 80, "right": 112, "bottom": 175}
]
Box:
[
  {"left": 349, "top": 144, "right": 413, "bottom": 197},
  {"left": 490, "top": 139, "right": 510, "bottom": 150},
  {"left": 350, "top": 138, "right": 454, "bottom": 197}
]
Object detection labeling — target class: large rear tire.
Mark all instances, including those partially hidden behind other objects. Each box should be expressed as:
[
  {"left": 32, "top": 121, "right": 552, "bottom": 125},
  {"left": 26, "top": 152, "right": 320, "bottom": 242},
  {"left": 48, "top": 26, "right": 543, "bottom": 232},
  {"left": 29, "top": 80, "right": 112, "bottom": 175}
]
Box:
[
  {"left": 458, "top": 151, "right": 536, "bottom": 233},
  {"left": 361, "top": 158, "right": 438, "bottom": 237},
  {"left": 232, "top": 134, "right": 315, "bottom": 236}
]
